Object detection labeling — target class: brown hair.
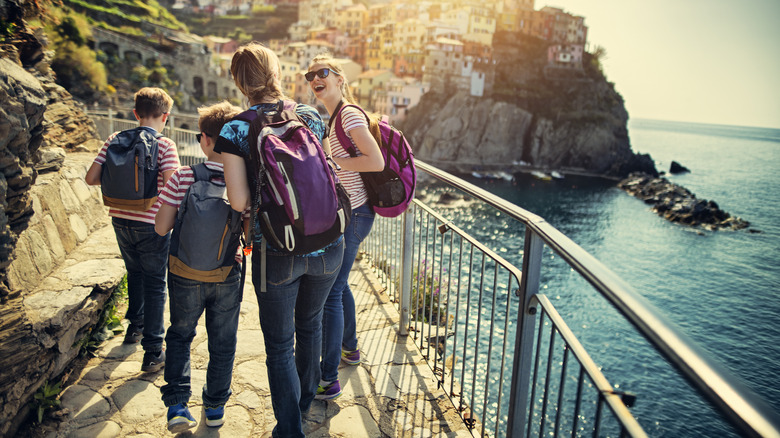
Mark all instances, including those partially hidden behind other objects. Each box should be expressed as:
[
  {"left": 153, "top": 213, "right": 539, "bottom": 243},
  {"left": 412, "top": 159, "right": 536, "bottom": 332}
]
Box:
[
  {"left": 134, "top": 87, "right": 174, "bottom": 119},
  {"left": 308, "top": 53, "right": 357, "bottom": 105},
  {"left": 230, "top": 42, "right": 285, "bottom": 104},
  {"left": 197, "top": 101, "right": 242, "bottom": 137}
]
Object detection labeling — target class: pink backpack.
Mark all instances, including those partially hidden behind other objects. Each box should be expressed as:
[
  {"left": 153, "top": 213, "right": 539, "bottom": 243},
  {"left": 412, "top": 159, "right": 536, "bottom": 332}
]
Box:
[{"left": 331, "top": 103, "right": 416, "bottom": 218}]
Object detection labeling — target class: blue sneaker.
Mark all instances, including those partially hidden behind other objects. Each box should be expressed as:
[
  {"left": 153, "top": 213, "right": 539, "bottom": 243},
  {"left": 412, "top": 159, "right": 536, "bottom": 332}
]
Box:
[
  {"left": 204, "top": 405, "right": 225, "bottom": 427},
  {"left": 167, "top": 403, "right": 196, "bottom": 433},
  {"left": 314, "top": 380, "right": 342, "bottom": 400}
]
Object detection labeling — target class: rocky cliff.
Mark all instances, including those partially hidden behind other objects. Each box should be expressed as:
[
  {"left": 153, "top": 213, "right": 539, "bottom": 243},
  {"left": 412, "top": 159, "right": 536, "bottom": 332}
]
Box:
[
  {"left": 1, "top": 2, "right": 120, "bottom": 435},
  {"left": 401, "top": 31, "right": 657, "bottom": 178}
]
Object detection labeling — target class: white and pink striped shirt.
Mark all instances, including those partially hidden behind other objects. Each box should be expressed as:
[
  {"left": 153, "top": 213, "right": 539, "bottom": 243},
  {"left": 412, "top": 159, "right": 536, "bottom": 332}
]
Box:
[
  {"left": 94, "top": 129, "right": 180, "bottom": 225},
  {"left": 158, "top": 161, "right": 224, "bottom": 209},
  {"left": 330, "top": 105, "right": 369, "bottom": 208}
]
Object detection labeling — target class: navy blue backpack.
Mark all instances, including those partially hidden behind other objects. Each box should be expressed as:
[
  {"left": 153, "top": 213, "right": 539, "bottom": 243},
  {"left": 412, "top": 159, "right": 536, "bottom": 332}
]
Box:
[{"left": 100, "top": 127, "right": 161, "bottom": 211}]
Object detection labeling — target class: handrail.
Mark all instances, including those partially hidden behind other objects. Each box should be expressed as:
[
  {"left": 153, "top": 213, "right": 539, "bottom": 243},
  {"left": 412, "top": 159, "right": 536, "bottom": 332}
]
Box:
[{"left": 415, "top": 160, "right": 780, "bottom": 438}]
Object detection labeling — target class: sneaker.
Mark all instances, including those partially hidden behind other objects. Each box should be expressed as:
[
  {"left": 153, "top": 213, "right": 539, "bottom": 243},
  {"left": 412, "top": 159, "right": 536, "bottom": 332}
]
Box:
[
  {"left": 141, "top": 350, "right": 165, "bottom": 372},
  {"left": 123, "top": 324, "right": 142, "bottom": 344},
  {"left": 204, "top": 405, "right": 225, "bottom": 427},
  {"left": 341, "top": 348, "right": 361, "bottom": 365},
  {"left": 314, "top": 380, "right": 342, "bottom": 400},
  {"left": 167, "top": 403, "right": 197, "bottom": 433}
]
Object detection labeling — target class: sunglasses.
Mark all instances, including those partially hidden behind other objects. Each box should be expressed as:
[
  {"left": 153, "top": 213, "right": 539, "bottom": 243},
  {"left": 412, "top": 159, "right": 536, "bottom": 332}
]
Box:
[
  {"left": 305, "top": 68, "right": 338, "bottom": 82},
  {"left": 196, "top": 132, "right": 213, "bottom": 142}
]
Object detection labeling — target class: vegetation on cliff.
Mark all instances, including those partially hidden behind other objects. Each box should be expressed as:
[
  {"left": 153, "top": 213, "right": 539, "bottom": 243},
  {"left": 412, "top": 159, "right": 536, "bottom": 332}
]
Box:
[
  {"left": 492, "top": 32, "right": 624, "bottom": 124},
  {"left": 402, "top": 31, "right": 656, "bottom": 178},
  {"left": 60, "top": 0, "right": 187, "bottom": 33},
  {"left": 166, "top": 3, "right": 298, "bottom": 42},
  {"left": 5, "top": 0, "right": 188, "bottom": 105},
  {"left": 41, "top": 8, "right": 109, "bottom": 101}
]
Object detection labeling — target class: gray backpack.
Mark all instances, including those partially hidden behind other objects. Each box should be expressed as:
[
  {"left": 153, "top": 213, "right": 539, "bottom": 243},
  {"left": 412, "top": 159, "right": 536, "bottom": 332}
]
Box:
[{"left": 168, "top": 163, "right": 243, "bottom": 282}]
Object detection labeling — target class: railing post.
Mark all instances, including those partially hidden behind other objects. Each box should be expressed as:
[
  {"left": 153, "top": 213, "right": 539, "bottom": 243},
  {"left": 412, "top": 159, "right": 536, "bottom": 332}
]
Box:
[
  {"left": 507, "top": 227, "right": 544, "bottom": 438},
  {"left": 399, "top": 204, "right": 415, "bottom": 336},
  {"left": 108, "top": 107, "right": 114, "bottom": 135},
  {"left": 167, "top": 114, "right": 175, "bottom": 142}
]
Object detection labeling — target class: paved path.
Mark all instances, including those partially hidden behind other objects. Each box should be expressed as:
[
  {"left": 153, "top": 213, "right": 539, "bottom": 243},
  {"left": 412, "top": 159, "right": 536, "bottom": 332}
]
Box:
[{"left": 45, "top": 251, "right": 473, "bottom": 437}]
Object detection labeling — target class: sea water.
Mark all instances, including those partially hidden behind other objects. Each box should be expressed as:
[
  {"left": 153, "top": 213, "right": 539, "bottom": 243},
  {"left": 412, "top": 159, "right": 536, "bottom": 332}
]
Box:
[{"left": 420, "top": 119, "right": 780, "bottom": 436}]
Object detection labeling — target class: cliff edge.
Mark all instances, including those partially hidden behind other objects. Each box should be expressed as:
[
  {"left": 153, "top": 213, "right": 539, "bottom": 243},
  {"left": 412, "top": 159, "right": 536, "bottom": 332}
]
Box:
[{"left": 401, "top": 31, "right": 657, "bottom": 179}]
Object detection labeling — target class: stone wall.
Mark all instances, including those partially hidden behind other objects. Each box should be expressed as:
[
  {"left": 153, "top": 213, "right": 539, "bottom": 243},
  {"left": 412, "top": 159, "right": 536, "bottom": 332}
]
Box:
[{"left": 0, "top": 151, "right": 126, "bottom": 437}]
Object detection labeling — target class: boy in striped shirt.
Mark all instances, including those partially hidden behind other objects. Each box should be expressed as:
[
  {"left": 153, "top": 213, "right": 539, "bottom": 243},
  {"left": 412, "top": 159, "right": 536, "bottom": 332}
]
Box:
[
  {"left": 85, "top": 87, "right": 180, "bottom": 373},
  {"left": 154, "top": 101, "right": 245, "bottom": 432}
]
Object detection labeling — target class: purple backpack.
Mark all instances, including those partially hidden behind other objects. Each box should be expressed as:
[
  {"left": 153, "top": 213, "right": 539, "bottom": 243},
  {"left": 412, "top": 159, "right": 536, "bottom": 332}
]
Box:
[
  {"left": 240, "top": 100, "right": 350, "bottom": 256},
  {"left": 332, "top": 103, "right": 416, "bottom": 218}
]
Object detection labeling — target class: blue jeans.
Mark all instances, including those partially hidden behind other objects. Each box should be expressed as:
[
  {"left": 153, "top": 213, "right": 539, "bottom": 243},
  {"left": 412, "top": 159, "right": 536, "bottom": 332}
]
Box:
[
  {"left": 255, "top": 238, "right": 343, "bottom": 438},
  {"left": 320, "top": 204, "right": 375, "bottom": 382},
  {"left": 112, "top": 217, "right": 169, "bottom": 353},
  {"left": 161, "top": 264, "right": 242, "bottom": 407}
]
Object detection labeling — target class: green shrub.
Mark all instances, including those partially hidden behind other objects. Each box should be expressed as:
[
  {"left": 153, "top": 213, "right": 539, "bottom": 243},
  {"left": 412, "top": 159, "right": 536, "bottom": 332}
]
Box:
[
  {"left": 387, "top": 259, "right": 450, "bottom": 327},
  {"left": 0, "top": 19, "right": 18, "bottom": 43},
  {"left": 50, "top": 41, "right": 108, "bottom": 93},
  {"left": 74, "top": 275, "right": 128, "bottom": 357},
  {"left": 31, "top": 380, "right": 62, "bottom": 424},
  {"left": 411, "top": 260, "right": 450, "bottom": 326}
]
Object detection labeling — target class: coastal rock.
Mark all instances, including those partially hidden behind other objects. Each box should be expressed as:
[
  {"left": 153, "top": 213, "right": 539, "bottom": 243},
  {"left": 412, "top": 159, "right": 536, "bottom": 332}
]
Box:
[
  {"left": 618, "top": 173, "right": 749, "bottom": 230},
  {"left": 669, "top": 160, "right": 690, "bottom": 174}
]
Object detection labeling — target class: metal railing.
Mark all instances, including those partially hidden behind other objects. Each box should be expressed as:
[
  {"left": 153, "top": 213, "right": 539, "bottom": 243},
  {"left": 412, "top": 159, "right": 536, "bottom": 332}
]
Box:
[
  {"left": 361, "top": 161, "right": 780, "bottom": 438},
  {"left": 86, "top": 113, "right": 780, "bottom": 437}
]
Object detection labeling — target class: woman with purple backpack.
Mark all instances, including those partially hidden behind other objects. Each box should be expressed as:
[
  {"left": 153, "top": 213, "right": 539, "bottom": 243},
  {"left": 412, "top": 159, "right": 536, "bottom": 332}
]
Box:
[
  {"left": 307, "top": 54, "right": 385, "bottom": 400},
  {"left": 217, "top": 43, "right": 345, "bottom": 438}
]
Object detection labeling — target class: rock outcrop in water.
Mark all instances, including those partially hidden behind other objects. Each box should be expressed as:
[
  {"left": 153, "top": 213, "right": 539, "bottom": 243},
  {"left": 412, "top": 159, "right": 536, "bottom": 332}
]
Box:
[{"left": 618, "top": 173, "right": 750, "bottom": 231}]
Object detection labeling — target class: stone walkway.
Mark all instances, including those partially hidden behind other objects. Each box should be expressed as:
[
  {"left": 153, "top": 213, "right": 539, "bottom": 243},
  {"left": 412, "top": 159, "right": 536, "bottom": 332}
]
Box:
[{"left": 42, "top": 231, "right": 473, "bottom": 437}]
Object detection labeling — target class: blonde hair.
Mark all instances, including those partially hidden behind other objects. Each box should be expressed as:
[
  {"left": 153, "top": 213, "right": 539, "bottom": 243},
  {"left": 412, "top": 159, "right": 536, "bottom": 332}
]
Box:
[
  {"left": 309, "top": 53, "right": 357, "bottom": 105},
  {"left": 197, "top": 101, "right": 242, "bottom": 137},
  {"left": 134, "top": 87, "right": 173, "bottom": 118},
  {"left": 231, "top": 42, "right": 285, "bottom": 104}
]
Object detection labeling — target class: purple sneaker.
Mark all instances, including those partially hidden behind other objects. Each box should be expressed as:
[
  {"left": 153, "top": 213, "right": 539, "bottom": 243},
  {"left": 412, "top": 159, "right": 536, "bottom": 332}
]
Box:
[
  {"left": 341, "top": 348, "right": 360, "bottom": 365},
  {"left": 314, "top": 380, "right": 342, "bottom": 400}
]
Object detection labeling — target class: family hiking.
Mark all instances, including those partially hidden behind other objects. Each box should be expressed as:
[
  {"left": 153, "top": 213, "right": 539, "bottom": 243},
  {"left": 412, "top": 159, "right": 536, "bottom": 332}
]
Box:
[{"left": 84, "top": 42, "right": 415, "bottom": 437}]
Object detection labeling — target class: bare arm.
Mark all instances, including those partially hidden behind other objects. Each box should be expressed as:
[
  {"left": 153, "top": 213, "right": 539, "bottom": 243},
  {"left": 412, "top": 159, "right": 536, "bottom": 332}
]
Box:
[
  {"left": 223, "top": 153, "right": 251, "bottom": 212},
  {"left": 321, "top": 135, "right": 332, "bottom": 156},
  {"left": 85, "top": 162, "right": 102, "bottom": 186},
  {"left": 332, "top": 125, "right": 384, "bottom": 172},
  {"left": 162, "top": 169, "right": 175, "bottom": 187},
  {"left": 155, "top": 203, "right": 177, "bottom": 236}
]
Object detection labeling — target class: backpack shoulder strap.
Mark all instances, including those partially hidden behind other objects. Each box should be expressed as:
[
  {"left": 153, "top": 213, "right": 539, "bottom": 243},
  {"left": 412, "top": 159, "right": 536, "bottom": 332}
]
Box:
[
  {"left": 331, "top": 103, "right": 371, "bottom": 157},
  {"left": 190, "top": 162, "right": 212, "bottom": 182},
  {"left": 233, "top": 109, "right": 256, "bottom": 124}
]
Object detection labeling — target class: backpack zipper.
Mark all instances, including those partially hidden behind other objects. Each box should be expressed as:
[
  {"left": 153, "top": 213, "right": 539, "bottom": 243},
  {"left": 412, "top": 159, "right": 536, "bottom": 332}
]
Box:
[
  {"left": 218, "top": 222, "right": 228, "bottom": 260},
  {"left": 134, "top": 151, "right": 139, "bottom": 192},
  {"left": 277, "top": 163, "right": 299, "bottom": 220}
]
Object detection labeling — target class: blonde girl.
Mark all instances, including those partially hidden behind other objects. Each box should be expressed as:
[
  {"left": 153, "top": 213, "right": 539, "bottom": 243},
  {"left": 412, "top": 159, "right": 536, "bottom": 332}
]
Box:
[{"left": 307, "top": 53, "right": 384, "bottom": 400}]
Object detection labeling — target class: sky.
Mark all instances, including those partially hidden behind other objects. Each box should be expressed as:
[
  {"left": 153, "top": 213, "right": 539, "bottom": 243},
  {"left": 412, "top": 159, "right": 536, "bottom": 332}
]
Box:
[{"left": 536, "top": 0, "right": 780, "bottom": 129}]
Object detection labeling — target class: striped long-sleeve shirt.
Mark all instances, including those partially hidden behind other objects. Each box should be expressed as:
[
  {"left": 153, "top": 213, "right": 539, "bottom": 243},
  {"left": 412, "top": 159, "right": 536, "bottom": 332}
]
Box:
[
  {"left": 329, "top": 105, "right": 369, "bottom": 209},
  {"left": 93, "top": 128, "right": 180, "bottom": 224}
]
